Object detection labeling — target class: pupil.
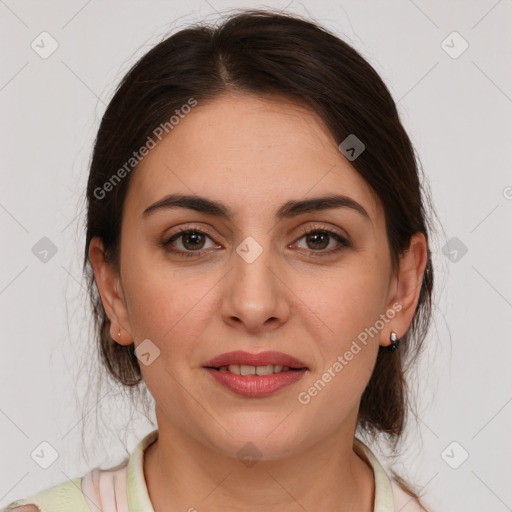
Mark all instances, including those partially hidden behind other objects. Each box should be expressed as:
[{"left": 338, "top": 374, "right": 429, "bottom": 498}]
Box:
[
  {"left": 308, "top": 232, "right": 328, "bottom": 250},
  {"left": 184, "top": 232, "right": 204, "bottom": 250}
]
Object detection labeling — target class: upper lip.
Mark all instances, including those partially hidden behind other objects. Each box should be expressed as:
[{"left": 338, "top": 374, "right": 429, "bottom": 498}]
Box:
[{"left": 203, "top": 350, "right": 308, "bottom": 369}]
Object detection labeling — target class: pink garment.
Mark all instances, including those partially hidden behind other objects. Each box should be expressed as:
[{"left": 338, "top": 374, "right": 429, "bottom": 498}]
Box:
[{"left": 81, "top": 465, "right": 130, "bottom": 512}]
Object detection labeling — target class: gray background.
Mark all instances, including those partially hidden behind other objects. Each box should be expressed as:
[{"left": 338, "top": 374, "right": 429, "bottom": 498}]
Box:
[{"left": 1, "top": 1, "right": 511, "bottom": 511}]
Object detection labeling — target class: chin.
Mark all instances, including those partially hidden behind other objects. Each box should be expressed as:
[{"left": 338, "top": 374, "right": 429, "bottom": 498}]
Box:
[{"left": 204, "top": 420, "right": 309, "bottom": 463}]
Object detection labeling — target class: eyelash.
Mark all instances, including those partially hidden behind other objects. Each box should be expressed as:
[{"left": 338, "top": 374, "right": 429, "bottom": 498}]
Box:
[{"left": 161, "top": 224, "right": 350, "bottom": 258}]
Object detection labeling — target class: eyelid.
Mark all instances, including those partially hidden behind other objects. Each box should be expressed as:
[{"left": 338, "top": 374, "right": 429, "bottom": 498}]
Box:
[
  {"left": 296, "top": 223, "right": 349, "bottom": 241},
  {"left": 163, "top": 223, "right": 219, "bottom": 241},
  {"left": 291, "top": 223, "right": 351, "bottom": 253}
]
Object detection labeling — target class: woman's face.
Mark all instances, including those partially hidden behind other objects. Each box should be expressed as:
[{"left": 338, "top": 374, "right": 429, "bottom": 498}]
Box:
[{"left": 96, "top": 93, "right": 412, "bottom": 459}]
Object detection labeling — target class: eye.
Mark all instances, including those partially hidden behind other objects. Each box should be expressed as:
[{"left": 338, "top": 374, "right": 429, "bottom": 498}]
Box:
[
  {"left": 293, "top": 226, "right": 350, "bottom": 254},
  {"left": 161, "top": 225, "right": 350, "bottom": 258},
  {"left": 162, "top": 227, "right": 220, "bottom": 257}
]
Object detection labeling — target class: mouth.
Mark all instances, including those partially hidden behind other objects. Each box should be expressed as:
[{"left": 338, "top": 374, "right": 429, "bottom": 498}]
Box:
[
  {"left": 202, "top": 350, "right": 309, "bottom": 373},
  {"left": 205, "top": 364, "right": 306, "bottom": 376},
  {"left": 202, "top": 350, "right": 309, "bottom": 397}
]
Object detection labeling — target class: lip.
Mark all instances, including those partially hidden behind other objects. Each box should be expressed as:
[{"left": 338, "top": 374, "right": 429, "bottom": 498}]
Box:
[
  {"left": 203, "top": 367, "right": 307, "bottom": 397},
  {"left": 202, "top": 350, "right": 309, "bottom": 398},
  {"left": 202, "top": 350, "right": 308, "bottom": 369}
]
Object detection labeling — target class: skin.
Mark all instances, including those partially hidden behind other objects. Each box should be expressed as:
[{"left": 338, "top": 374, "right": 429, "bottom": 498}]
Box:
[{"left": 89, "top": 92, "right": 427, "bottom": 512}]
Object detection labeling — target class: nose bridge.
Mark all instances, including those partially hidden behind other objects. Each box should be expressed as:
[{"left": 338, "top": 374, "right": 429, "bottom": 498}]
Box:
[{"left": 221, "top": 234, "right": 289, "bottom": 330}]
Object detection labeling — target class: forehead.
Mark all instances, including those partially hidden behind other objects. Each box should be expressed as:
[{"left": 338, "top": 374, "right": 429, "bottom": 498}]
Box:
[{"left": 125, "top": 93, "right": 380, "bottom": 222}]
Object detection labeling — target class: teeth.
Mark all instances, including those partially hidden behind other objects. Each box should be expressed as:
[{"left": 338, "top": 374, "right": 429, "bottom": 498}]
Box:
[
  {"left": 240, "top": 364, "right": 255, "bottom": 376},
  {"left": 218, "top": 364, "right": 291, "bottom": 375}
]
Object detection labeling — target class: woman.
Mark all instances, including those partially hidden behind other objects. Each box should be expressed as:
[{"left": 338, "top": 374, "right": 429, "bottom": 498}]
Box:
[{"left": 4, "top": 9, "right": 436, "bottom": 512}]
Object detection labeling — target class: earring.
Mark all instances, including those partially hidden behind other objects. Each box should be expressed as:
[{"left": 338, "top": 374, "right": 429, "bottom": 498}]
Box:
[
  {"left": 117, "top": 328, "right": 121, "bottom": 338},
  {"left": 387, "top": 331, "right": 400, "bottom": 351}
]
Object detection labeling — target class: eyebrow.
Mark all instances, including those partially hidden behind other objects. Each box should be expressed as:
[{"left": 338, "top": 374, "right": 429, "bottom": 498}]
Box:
[{"left": 142, "top": 193, "right": 370, "bottom": 221}]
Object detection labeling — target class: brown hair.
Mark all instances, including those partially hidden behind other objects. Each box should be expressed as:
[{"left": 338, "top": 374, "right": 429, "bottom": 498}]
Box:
[{"left": 83, "top": 8, "right": 435, "bottom": 506}]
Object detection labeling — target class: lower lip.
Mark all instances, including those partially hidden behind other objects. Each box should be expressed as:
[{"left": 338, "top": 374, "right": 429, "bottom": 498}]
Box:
[{"left": 203, "top": 368, "right": 307, "bottom": 397}]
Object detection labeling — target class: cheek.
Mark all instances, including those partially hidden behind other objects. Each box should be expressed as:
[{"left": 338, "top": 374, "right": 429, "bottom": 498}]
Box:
[
  {"left": 298, "top": 260, "right": 389, "bottom": 351},
  {"left": 121, "top": 267, "right": 216, "bottom": 403},
  {"left": 121, "top": 245, "right": 223, "bottom": 353},
  {"left": 124, "top": 273, "right": 206, "bottom": 342},
  {"left": 295, "top": 276, "right": 383, "bottom": 419},
  {"left": 292, "top": 259, "right": 387, "bottom": 406}
]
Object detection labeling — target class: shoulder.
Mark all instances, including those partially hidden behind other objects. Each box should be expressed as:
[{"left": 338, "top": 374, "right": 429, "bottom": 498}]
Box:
[
  {"left": 353, "top": 437, "right": 437, "bottom": 512},
  {"left": 2, "top": 460, "right": 131, "bottom": 512},
  {"left": 390, "top": 479, "right": 437, "bottom": 512},
  {"left": 1, "top": 477, "right": 90, "bottom": 512},
  {"left": 2, "top": 461, "right": 131, "bottom": 512},
  {"left": 2, "top": 431, "right": 156, "bottom": 512}
]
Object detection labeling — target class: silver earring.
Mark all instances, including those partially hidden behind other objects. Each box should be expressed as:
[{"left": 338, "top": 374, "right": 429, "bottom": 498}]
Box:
[
  {"left": 387, "top": 331, "right": 400, "bottom": 351},
  {"left": 117, "top": 328, "right": 121, "bottom": 338}
]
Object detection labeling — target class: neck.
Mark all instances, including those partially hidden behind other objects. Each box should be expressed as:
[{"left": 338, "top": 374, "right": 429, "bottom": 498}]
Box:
[{"left": 143, "top": 414, "right": 375, "bottom": 512}]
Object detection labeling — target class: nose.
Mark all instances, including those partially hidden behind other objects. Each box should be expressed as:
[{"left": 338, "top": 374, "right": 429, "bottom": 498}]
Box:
[{"left": 220, "top": 240, "right": 291, "bottom": 334}]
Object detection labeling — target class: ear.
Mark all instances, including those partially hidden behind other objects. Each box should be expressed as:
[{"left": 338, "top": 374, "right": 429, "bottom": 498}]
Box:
[
  {"left": 88, "top": 237, "right": 133, "bottom": 346},
  {"left": 380, "top": 232, "right": 428, "bottom": 348}
]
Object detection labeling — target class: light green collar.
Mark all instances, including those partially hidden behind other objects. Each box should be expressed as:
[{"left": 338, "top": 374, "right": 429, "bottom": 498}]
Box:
[{"left": 126, "top": 429, "right": 158, "bottom": 511}]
